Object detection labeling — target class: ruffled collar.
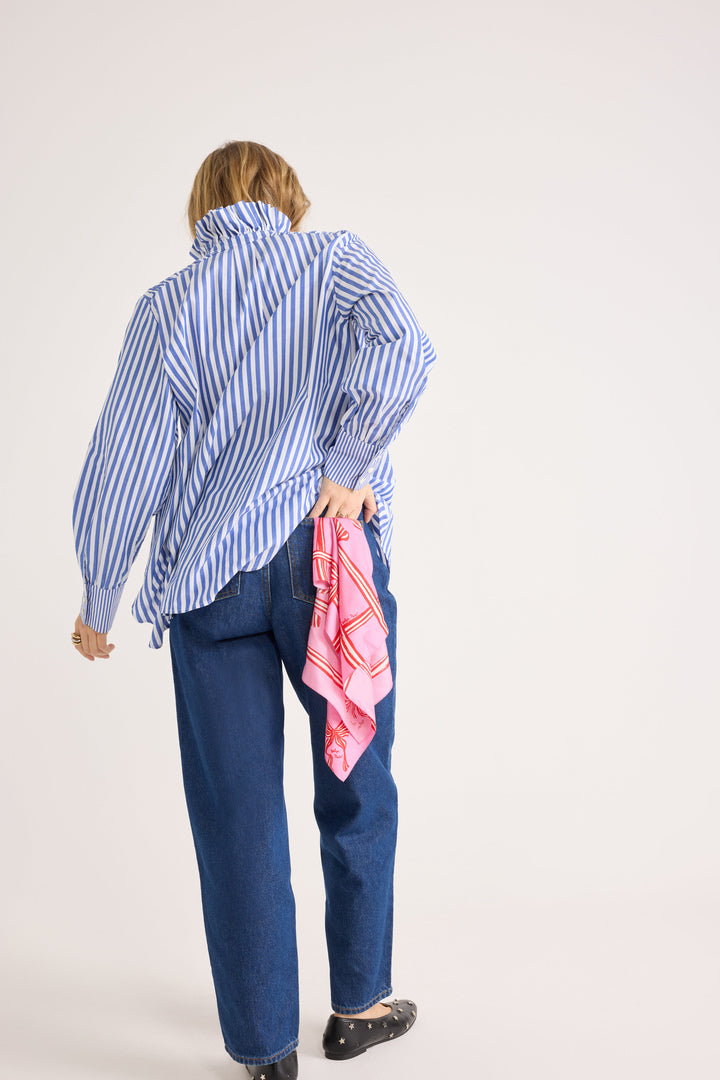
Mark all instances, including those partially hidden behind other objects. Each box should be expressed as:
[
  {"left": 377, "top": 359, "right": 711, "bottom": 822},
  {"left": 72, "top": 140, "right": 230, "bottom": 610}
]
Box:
[{"left": 189, "top": 199, "right": 292, "bottom": 259}]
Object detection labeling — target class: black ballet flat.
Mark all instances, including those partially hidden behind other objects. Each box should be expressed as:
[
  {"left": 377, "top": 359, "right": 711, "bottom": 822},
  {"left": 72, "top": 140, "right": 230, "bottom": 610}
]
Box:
[
  {"left": 244, "top": 1048, "right": 298, "bottom": 1079},
  {"left": 322, "top": 997, "right": 418, "bottom": 1060}
]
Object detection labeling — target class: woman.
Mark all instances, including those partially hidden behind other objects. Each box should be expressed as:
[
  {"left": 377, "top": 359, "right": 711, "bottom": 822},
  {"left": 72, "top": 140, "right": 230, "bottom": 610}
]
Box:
[{"left": 71, "top": 140, "right": 437, "bottom": 1078}]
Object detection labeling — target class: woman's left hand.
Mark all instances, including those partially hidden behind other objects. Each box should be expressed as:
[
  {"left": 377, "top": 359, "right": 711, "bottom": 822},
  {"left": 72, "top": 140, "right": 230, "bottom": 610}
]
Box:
[{"left": 73, "top": 613, "right": 116, "bottom": 661}]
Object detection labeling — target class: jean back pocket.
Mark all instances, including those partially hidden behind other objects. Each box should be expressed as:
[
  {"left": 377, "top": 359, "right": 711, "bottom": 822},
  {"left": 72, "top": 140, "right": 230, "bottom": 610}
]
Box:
[
  {"left": 214, "top": 571, "right": 241, "bottom": 601},
  {"left": 286, "top": 523, "right": 317, "bottom": 605}
]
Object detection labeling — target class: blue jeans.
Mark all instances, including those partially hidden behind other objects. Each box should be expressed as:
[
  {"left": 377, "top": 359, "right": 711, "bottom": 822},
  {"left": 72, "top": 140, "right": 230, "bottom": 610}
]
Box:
[{"left": 168, "top": 511, "right": 399, "bottom": 1067}]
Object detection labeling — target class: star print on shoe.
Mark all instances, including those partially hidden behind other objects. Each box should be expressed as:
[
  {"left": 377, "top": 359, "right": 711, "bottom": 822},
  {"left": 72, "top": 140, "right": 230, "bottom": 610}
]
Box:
[
  {"left": 244, "top": 1047, "right": 298, "bottom": 1079},
  {"left": 322, "top": 998, "right": 419, "bottom": 1060}
]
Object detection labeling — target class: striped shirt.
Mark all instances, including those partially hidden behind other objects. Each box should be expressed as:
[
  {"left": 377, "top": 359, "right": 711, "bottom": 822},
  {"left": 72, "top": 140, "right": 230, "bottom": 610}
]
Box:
[{"left": 72, "top": 199, "right": 437, "bottom": 649}]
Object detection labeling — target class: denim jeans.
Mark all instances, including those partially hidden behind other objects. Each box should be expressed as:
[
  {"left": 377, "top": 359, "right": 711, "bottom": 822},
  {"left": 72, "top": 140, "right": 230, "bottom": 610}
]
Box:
[{"left": 168, "top": 511, "right": 399, "bottom": 1067}]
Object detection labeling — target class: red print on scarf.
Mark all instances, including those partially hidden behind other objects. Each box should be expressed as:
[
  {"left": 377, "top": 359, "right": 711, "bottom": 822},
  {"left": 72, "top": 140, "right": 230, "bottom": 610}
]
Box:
[{"left": 301, "top": 517, "right": 392, "bottom": 780}]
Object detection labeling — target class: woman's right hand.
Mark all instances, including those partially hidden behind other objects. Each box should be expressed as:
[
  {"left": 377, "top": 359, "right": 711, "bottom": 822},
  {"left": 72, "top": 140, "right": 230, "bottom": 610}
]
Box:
[{"left": 308, "top": 475, "right": 378, "bottom": 521}]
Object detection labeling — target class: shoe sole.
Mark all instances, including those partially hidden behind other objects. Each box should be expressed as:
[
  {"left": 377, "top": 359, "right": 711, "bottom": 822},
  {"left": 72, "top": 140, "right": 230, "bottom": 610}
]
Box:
[{"left": 324, "top": 1044, "right": 369, "bottom": 1060}]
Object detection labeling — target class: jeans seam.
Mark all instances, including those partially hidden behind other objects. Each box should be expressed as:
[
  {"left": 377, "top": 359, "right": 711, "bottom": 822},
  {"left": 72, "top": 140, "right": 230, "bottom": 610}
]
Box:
[
  {"left": 214, "top": 571, "right": 241, "bottom": 601},
  {"left": 286, "top": 531, "right": 317, "bottom": 605},
  {"left": 330, "top": 984, "right": 393, "bottom": 1014},
  {"left": 224, "top": 1035, "right": 299, "bottom": 1065},
  {"left": 262, "top": 563, "right": 272, "bottom": 621}
]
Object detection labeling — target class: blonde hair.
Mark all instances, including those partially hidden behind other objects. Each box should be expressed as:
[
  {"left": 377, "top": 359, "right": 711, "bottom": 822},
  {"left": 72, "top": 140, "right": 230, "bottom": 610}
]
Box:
[{"left": 187, "top": 140, "right": 311, "bottom": 236}]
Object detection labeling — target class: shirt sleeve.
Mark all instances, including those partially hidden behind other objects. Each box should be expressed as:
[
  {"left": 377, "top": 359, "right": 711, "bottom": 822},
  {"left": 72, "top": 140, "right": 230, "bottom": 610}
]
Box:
[
  {"left": 322, "top": 233, "right": 437, "bottom": 490},
  {"left": 71, "top": 292, "right": 177, "bottom": 634}
]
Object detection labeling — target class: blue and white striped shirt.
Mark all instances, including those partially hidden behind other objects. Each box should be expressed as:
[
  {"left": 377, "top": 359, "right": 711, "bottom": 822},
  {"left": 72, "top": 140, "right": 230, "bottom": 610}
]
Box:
[{"left": 72, "top": 199, "right": 437, "bottom": 649}]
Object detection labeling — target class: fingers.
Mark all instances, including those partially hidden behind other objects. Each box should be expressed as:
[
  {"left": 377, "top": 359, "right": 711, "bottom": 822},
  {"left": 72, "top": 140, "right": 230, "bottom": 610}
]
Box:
[
  {"left": 319, "top": 475, "right": 354, "bottom": 515},
  {"left": 308, "top": 500, "right": 364, "bottom": 519},
  {"left": 307, "top": 479, "right": 378, "bottom": 520},
  {"left": 92, "top": 630, "right": 113, "bottom": 656},
  {"left": 74, "top": 615, "right": 115, "bottom": 660},
  {"left": 363, "top": 487, "right": 378, "bottom": 521},
  {"left": 75, "top": 616, "right": 95, "bottom": 661},
  {"left": 88, "top": 629, "right": 114, "bottom": 658},
  {"left": 75, "top": 638, "right": 95, "bottom": 661},
  {"left": 310, "top": 475, "right": 371, "bottom": 519}
]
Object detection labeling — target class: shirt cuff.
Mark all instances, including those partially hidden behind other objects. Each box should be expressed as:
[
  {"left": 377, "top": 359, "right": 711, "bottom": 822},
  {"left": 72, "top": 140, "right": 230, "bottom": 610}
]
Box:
[
  {"left": 322, "top": 429, "right": 382, "bottom": 489},
  {"left": 80, "top": 581, "right": 125, "bottom": 633}
]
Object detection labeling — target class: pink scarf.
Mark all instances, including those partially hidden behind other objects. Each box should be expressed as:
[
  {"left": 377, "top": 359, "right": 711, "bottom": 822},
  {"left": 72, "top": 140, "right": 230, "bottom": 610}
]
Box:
[{"left": 301, "top": 516, "right": 393, "bottom": 780}]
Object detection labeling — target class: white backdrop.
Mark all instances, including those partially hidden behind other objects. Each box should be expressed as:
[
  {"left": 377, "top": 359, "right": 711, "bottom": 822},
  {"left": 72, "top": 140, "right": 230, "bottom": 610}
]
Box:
[{"left": 1, "top": 1, "right": 718, "bottom": 1077}]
